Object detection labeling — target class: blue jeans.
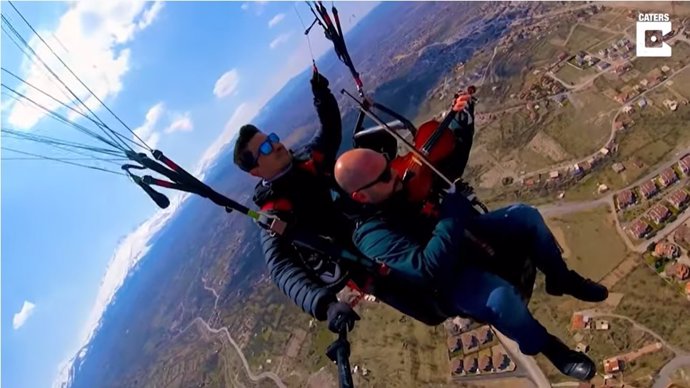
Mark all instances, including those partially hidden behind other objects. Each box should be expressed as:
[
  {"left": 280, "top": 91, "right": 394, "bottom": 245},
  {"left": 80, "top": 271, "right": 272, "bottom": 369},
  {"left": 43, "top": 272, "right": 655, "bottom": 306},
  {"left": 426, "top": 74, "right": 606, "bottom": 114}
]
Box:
[
  {"left": 445, "top": 204, "right": 569, "bottom": 355},
  {"left": 468, "top": 203, "right": 570, "bottom": 280}
]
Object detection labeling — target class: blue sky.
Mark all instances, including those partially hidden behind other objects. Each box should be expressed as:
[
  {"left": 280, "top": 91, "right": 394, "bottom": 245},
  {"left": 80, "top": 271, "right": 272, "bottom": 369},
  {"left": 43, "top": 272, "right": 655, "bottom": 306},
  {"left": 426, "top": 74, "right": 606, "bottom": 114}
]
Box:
[{"left": 1, "top": 2, "right": 378, "bottom": 388}]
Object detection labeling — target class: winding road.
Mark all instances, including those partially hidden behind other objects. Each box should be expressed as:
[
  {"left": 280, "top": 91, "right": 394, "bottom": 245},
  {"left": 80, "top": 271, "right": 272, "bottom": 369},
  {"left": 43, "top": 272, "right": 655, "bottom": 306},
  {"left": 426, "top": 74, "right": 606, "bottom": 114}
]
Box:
[
  {"left": 578, "top": 310, "right": 690, "bottom": 388},
  {"left": 175, "top": 280, "right": 287, "bottom": 388},
  {"left": 180, "top": 317, "right": 287, "bottom": 388}
]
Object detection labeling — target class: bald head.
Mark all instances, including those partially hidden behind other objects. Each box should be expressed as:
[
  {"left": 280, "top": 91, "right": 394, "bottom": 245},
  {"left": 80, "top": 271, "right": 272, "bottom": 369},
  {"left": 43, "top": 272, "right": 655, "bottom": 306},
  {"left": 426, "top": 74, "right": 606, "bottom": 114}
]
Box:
[
  {"left": 335, "top": 148, "right": 386, "bottom": 192},
  {"left": 335, "top": 148, "right": 398, "bottom": 204}
]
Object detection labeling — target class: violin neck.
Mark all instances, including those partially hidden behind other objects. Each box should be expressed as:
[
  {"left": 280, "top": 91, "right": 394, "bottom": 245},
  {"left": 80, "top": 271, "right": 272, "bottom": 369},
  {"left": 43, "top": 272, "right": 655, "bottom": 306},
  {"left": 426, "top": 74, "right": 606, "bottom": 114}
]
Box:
[{"left": 421, "top": 109, "right": 457, "bottom": 154}]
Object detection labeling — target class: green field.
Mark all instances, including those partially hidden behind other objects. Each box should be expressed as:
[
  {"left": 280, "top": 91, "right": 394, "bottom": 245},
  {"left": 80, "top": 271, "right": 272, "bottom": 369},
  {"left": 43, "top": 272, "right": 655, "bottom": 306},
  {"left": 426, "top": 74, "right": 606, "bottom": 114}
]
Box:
[
  {"left": 540, "top": 90, "right": 617, "bottom": 158},
  {"left": 546, "top": 205, "right": 628, "bottom": 282},
  {"left": 593, "top": 71, "right": 628, "bottom": 93},
  {"left": 670, "top": 67, "right": 690, "bottom": 100},
  {"left": 603, "top": 12, "right": 635, "bottom": 32},
  {"left": 555, "top": 63, "right": 597, "bottom": 86},
  {"left": 516, "top": 146, "right": 558, "bottom": 172},
  {"left": 613, "top": 266, "right": 690, "bottom": 352},
  {"left": 619, "top": 107, "right": 690, "bottom": 163},
  {"left": 671, "top": 41, "right": 690, "bottom": 66},
  {"left": 565, "top": 24, "right": 614, "bottom": 52}
]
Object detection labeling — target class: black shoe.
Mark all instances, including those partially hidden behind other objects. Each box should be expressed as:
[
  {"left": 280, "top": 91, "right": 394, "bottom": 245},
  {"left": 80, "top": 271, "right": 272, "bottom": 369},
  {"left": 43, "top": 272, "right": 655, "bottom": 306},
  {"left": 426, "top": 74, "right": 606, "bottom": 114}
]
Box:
[
  {"left": 542, "top": 335, "right": 596, "bottom": 381},
  {"left": 545, "top": 270, "right": 609, "bottom": 302}
]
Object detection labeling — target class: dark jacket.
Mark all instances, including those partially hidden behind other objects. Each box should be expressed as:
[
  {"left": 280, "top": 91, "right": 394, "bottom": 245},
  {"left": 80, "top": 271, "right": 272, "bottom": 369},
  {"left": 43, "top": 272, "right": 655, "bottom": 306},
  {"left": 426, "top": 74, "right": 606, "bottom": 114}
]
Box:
[{"left": 253, "top": 82, "right": 352, "bottom": 321}]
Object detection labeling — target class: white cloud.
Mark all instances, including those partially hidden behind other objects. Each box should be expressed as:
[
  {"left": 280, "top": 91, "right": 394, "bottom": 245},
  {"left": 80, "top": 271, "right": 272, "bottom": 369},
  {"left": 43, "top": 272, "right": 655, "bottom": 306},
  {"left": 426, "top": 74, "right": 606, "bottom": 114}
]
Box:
[
  {"left": 138, "top": 1, "right": 164, "bottom": 30},
  {"left": 240, "top": 1, "right": 267, "bottom": 15},
  {"left": 269, "top": 32, "right": 291, "bottom": 49},
  {"left": 195, "top": 102, "right": 261, "bottom": 178},
  {"left": 164, "top": 112, "right": 193, "bottom": 134},
  {"left": 213, "top": 69, "right": 240, "bottom": 99},
  {"left": 13, "top": 301, "right": 36, "bottom": 330},
  {"left": 133, "top": 102, "right": 165, "bottom": 149},
  {"left": 6, "top": 1, "right": 163, "bottom": 130},
  {"left": 131, "top": 103, "right": 193, "bottom": 147},
  {"left": 268, "top": 13, "right": 285, "bottom": 28}
]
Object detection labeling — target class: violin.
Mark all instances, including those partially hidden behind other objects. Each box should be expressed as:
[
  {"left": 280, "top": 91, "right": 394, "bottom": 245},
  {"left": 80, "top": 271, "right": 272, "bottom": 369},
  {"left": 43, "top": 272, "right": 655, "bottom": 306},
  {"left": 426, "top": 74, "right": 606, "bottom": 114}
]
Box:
[{"left": 390, "top": 85, "right": 477, "bottom": 204}]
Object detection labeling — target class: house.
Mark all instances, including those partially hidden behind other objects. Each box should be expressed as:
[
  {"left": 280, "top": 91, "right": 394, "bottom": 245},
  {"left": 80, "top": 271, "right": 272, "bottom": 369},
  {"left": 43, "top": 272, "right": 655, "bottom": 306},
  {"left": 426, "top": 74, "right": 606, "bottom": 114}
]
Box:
[
  {"left": 639, "top": 181, "right": 659, "bottom": 199},
  {"left": 617, "top": 189, "right": 636, "bottom": 209},
  {"left": 570, "top": 313, "right": 591, "bottom": 331},
  {"left": 667, "top": 189, "right": 689, "bottom": 209},
  {"left": 666, "top": 263, "right": 690, "bottom": 280},
  {"left": 665, "top": 99, "right": 680, "bottom": 111},
  {"left": 571, "top": 164, "right": 584, "bottom": 176},
  {"left": 662, "top": 65, "right": 671, "bottom": 73},
  {"left": 654, "top": 241, "right": 681, "bottom": 259},
  {"left": 686, "top": 282, "right": 690, "bottom": 296},
  {"left": 604, "top": 358, "right": 622, "bottom": 374},
  {"left": 492, "top": 352, "right": 511, "bottom": 370},
  {"left": 597, "top": 61, "right": 610, "bottom": 71},
  {"left": 452, "top": 317, "right": 472, "bottom": 332},
  {"left": 648, "top": 204, "right": 671, "bottom": 225},
  {"left": 477, "top": 326, "right": 494, "bottom": 344},
  {"left": 658, "top": 168, "right": 678, "bottom": 188},
  {"left": 571, "top": 313, "right": 585, "bottom": 330},
  {"left": 679, "top": 155, "right": 690, "bottom": 175},
  {"left": 600, "top": 147, "right": 610, "bottom": 156},
  {"left": 461, "top": 332, "right": 479, "bottom": 351},
  {"left": 447, "top": 336, "right": 463, "bottom": 352},
  {"left": 612, "top": 162, "right": 625, "bottom": 173},
  {"left": 595, "top": 320, "right": 610, "bottom": 330},
  {"left": 478, "top": 355, "right": 493, "bottom": 372},
  {"left": 613, "top": 121, "right": 625, "bottom": 131},
  {"left": 464, "top": 356, "right": 478, "bottom": 373},
  {"left": 450, "top": 358, "right": 464, "bottom": 375},
  {"left": 623, "top": 105, "right": 633, "bottom": 113},
  {"left": 615, "top": 91, "right": 631, "bottom": 104},
  {"left": 549, "top": 170, "right": 560, "bottom": 180},
  {"left": 628, "top": 219, "right": 651, "bottom": 239},
  {"left": 638, "top": 98, "right": 648, "bottom": 108}
]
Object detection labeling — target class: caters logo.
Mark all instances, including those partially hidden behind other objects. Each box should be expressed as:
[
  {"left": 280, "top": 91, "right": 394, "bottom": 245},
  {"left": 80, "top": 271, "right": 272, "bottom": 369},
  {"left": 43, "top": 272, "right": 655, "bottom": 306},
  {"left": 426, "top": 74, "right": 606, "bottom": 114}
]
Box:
[{"left": 636, "top": 13, "right": 672, "bottom": 57}]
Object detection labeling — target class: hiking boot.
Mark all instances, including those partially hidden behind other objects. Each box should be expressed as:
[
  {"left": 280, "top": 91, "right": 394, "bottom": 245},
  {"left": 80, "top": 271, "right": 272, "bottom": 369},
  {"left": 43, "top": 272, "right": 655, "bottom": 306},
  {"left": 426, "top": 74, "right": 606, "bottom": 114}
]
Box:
[
  {"left": 545, "top": 270, "right": 608, "bottom": 302},
  {"left": 542, "top": 335, "right": 596, "bottom": 382}
]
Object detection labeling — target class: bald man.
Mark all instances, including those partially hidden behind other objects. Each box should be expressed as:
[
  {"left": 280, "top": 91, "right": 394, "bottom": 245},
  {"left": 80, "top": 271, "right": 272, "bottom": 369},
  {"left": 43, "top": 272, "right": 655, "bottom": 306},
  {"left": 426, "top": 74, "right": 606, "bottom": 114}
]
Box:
[{"left": 333, "top": 148, "right": 608, "bottom": 382}]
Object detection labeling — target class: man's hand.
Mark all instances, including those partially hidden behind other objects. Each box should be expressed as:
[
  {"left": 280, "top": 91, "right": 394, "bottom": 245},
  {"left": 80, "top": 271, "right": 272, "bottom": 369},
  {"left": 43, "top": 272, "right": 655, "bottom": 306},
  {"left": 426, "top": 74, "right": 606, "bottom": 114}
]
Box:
[
  {"left": 452, "top": 93, "right": 471, "bottom": 112},
  {"left": 311, "top": 69, "right": 330, "bottom": 94},
  {"left": 326, "top": 301, "right": 360, "bottom": 333}
]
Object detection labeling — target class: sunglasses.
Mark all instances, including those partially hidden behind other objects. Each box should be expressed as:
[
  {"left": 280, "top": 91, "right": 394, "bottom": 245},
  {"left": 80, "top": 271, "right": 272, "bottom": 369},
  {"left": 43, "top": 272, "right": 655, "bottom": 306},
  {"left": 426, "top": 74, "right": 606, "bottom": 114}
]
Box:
[
  {"left": 244, "top": 132, "right": 280, "bottom": 168},
  {"left": 353, "top": 161, "right": 393, "bottom": 193}
]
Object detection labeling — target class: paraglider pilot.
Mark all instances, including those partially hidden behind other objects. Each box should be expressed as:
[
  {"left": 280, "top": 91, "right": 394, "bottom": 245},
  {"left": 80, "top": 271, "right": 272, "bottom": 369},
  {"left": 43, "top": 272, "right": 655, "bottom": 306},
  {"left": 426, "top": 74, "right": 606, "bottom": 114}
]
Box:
[{"left": 233, "top": 69, "right": 361, "bottom": 334}]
